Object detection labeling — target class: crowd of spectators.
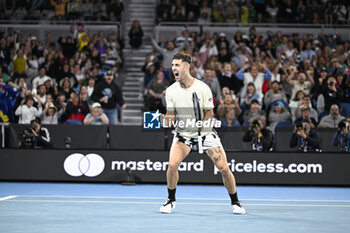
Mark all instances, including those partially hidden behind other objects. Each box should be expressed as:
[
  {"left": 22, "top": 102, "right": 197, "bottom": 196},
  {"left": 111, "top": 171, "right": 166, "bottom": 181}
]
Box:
[
  {"left": 143, "top": 25, "right": 350, "bottom": 151},
  {"left": 156, "top": 0, "right": 350, "bottom": 25},
  {"left": 0, "top": 0, "right": 124, "bottom": 22},
  {"left": 0, "top": 25, "right": 126, "bottom": 125}
]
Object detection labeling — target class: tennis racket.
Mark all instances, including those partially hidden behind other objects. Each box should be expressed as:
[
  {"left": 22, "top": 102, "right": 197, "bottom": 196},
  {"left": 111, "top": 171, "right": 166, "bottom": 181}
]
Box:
[{"left": 192, "top": 92, "right": 203, "bottom": 154}]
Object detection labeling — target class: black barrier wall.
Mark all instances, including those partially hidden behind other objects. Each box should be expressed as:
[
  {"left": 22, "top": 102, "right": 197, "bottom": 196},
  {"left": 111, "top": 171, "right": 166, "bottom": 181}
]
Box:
[
  {"left": 5, "top": 124, "right": 341, "bottom": 152},
  {"left": 1, "top": 149, "right": 349, "bottom": 185},
  {"left": 7, "top": 124, "right": 108, "bottom": 149}
]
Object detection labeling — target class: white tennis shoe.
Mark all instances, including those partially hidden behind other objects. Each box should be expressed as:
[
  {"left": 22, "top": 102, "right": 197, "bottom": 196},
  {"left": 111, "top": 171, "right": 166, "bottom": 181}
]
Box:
[
  {"left": 159, "top": 199, "right": 176, "bottom": 214},
  {"left": 232, "top": 202, "right": 246, "bottom": 214}
]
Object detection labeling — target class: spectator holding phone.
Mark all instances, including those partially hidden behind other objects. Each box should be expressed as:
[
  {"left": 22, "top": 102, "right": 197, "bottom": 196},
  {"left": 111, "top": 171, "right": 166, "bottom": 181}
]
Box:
[{"left": 322, "top": 76, "right": 344, "bottom": 112}]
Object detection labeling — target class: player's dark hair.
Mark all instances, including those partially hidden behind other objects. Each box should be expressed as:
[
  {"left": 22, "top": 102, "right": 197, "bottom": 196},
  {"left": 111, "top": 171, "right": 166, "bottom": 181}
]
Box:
[{"left": 173, "top": 53, "right": 192, "bottom": 65}]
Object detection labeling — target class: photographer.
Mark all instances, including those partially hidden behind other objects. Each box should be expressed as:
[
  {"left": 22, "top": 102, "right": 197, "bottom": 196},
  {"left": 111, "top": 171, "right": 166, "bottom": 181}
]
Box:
[
  {"left": 290, "top": 119, "right": 321, "bottom": 152},
  {"left": 19, "top": 120, "right": 54, "bottom": 148},
  {"left": 243, "top": 118, "right": 274, "bottom": 151},
  {"left": 332, "top": 120, "right": 350, "bottom": 152}
]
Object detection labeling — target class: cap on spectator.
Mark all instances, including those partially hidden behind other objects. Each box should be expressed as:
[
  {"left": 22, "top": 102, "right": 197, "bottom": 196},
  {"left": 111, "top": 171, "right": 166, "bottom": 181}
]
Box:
[
  {"left": 273, "top": 101, "right": 285, "bottom": 108},
  {"left": 59, "top": 77, "right": 73, "bottom": 88},
  {"left": 327, "top": 33, "right": 333, "bottom": 37},
  {"left": 146, "top": 62, "right": 154, "bottom": 69},
  {"left": 31, "top": 36, "right": 37, "bottom": 41},
  {"left": 301, "top": 106, "right": 310, "bottom": 112},
  {"left": 251, "top": 99, "right": 260, "bottom": 105},
  {"left": 44, "top": 78, "right": 52, "bottom": 84},
  {"left": 176, "top": 36, "right": 186, "bottom": 44},
  {"left": 219, "top": 32, "right": 226, "bottom": 37},
  {"left": 321, "top": 67, "right": 327, "bottom": 73},
  {"left": 242, "top": 35, "right": 249, "bottom": 40},
  {"left": 331, "top": 49, "right": 337, "bottom": 54},
  {"left": 105, "top": 70, "right": 113, "bottom": 76},
  {"left": 315, "top": 47, "right": 321, "bottom": 51},
  {"left": 331, "top": 58, "right": 339, "bottom": 64},
  {"left": 48, "top": 103, "right": 57, "bottom": 112},
  {"left": 92, "top": 102, "right": 101, "bottom": 109}
]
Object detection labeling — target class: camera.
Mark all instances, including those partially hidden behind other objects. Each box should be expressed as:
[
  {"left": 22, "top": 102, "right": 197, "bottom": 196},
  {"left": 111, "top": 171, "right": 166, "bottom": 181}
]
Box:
[
  {"left": 296, "top": 121, "right": 304, "bottom": 131},
  {"left": 18, "top": 128, "right": 35, "bottom": 148},
  {"left": 329, "top": 81, "right": 334, "bottom": 86},
  {"left": 251, "top": 119, "right": 260, "bottom": 129},
  {"left": 18, "top": 122, "right": 39, "bottom": 148}
]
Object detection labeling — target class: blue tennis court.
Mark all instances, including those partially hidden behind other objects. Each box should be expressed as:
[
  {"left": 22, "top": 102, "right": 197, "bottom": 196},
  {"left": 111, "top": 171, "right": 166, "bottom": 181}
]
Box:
[{"left": 0, "top": 182, "right": 349, "bottom": 233}]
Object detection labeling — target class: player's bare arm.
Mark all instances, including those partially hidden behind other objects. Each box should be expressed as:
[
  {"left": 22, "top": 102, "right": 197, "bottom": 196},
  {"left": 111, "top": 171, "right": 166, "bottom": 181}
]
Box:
[
  {"left": 162, "top": 110, "right": 175, "bottom": 127},
  {"left": 203, "top": 109, "right": 214, "bottom": 123}
]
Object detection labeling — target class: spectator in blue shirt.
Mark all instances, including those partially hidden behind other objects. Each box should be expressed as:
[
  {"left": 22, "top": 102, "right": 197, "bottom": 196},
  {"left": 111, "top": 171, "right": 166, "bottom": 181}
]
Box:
[{"left": 300, "top": 41, "right": 316, "bottom": 61}]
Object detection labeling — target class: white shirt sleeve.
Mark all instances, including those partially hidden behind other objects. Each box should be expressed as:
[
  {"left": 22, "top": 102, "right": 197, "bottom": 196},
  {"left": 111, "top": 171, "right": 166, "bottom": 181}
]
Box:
[
  {"left": 165, "top": 88, "right": 175, "bottom": 111},
  {"left": 202, "top": 84, "right": 214, "bottom": 110},
  {"left": 15, "top": 105, "right": 23, "bottom": 116}
]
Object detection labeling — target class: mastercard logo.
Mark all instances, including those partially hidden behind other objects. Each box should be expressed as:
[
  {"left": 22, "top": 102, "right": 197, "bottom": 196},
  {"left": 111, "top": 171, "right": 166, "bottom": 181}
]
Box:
[{"left": 63, "top": 153, "right": 105, "bottom": 177}]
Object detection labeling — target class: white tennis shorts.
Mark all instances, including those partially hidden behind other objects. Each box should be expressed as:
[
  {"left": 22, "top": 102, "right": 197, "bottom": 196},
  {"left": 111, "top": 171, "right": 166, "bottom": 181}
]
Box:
[{"left": 172, "top": 130, "right": 223, "bottom": 151}]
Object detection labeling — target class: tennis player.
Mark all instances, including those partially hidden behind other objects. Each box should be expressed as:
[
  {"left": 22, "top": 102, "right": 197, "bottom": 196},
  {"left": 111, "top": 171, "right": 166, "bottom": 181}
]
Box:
[{"left": 160, "top": 53, "right": 246, "bottom": 214}]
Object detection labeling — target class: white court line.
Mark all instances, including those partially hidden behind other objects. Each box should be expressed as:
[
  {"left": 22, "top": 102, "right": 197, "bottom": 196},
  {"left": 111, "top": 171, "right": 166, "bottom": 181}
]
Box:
[
  {"left": 4, "top": 199, "right": 350, "bottom": 208},
  {"left": 0, "top": 195, "right": 17, "bottom": 201},
  {"left": 13, "top": 195, "right": 350, "bottom": 203}
]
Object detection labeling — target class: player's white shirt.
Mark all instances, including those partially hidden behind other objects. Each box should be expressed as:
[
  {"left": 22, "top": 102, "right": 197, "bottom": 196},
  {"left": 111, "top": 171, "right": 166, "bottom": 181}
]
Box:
[{"left": 165, "top": 78, "right": 214, "bottom": 138}]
